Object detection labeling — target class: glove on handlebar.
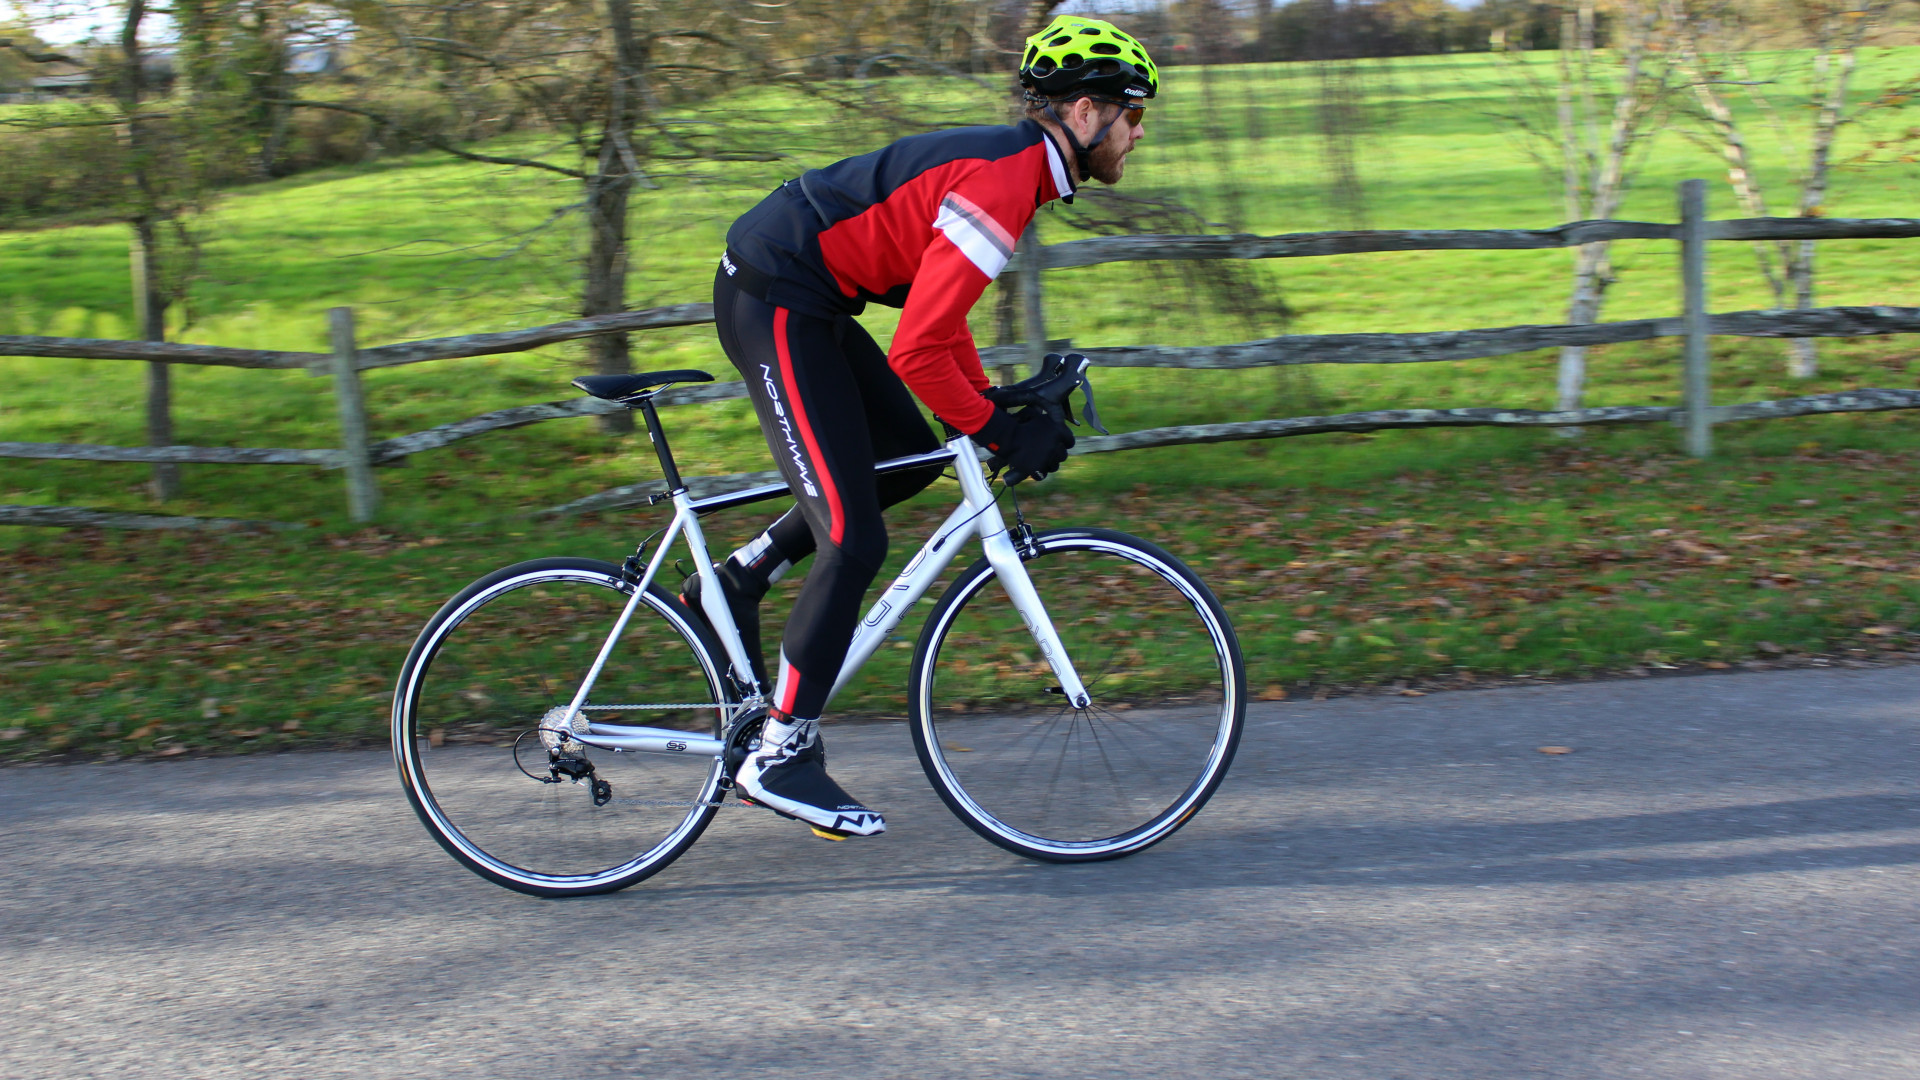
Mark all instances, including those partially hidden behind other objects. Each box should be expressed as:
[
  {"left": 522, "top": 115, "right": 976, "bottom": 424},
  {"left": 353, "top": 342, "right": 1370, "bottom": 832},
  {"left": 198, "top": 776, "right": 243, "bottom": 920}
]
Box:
[{"left": 972, "top": 404, "right": 1075, "bottom": 483}]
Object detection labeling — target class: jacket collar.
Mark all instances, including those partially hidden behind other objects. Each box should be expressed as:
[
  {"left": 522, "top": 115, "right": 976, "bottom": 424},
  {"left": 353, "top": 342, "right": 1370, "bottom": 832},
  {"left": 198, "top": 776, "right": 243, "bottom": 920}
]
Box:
[{"left": 1025, "top": 118, "right": 1076, "bottom": 205}]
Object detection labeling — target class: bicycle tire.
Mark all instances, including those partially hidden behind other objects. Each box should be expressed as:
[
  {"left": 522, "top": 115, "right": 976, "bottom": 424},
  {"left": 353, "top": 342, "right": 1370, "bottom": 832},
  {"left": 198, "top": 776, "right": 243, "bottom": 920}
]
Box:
[
  {"left": 393, "top": 557, "right": 733, "bottom": 897},
  {"left": 908, "top": 528, "right": 1245, "bottom": 862}
]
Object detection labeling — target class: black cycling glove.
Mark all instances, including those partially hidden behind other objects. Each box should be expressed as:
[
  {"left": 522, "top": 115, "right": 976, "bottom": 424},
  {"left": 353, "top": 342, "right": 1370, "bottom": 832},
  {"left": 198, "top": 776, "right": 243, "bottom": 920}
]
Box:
[{"left": 972, "top": 404, "right": 1075, "bottom": 483}]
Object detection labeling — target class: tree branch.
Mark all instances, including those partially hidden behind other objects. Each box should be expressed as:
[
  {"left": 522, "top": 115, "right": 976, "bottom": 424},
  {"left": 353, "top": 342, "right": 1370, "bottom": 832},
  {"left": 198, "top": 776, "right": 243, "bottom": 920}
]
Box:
[{"left": 263, "top": 99, "right": 587, "bottom": 179}]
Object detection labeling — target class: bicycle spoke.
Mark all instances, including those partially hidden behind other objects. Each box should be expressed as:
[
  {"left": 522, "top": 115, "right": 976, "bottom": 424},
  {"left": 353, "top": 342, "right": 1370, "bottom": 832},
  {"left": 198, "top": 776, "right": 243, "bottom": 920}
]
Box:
[
  {"left": 394, "top": 560, "right": 733, "bottom": 896},
  {"left": 913, "top": 530, "right": 1244, "bottom": 860}
]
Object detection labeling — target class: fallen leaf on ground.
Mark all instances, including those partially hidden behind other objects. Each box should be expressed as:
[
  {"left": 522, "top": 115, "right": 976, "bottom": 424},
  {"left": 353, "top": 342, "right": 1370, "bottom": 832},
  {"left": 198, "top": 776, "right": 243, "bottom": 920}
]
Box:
[
  {"left": 1258, "top": 685, "right": 1289, "bottom": 701},
  {"left": 1398, "top": 688, "right": 1426, "bottom": 697},
  {"left": 1292, "top": 629, "right": 1322, "bottom": 644},
  {"left": 1862, "top": 626, "right": 1899, "bottom": 636},
  {"left": 1537, "top": 746, "right": 1573, "bottom": 755},
  {"left": 156, "top": 746, "right": 188, "bottom": 757}
]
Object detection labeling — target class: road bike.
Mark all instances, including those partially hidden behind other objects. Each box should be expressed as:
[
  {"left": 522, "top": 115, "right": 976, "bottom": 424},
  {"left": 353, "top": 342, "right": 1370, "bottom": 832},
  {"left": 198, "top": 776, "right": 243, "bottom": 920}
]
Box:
[{"left": 392, "top": 354, "right": 1246, "bottom": 896}]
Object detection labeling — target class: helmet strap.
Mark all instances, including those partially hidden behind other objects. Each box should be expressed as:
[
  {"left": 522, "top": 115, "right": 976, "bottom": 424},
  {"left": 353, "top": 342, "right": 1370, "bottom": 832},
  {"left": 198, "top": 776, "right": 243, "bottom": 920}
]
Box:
[{"left": 1043, "top": 98, "right": 1124, "bottom": 183}]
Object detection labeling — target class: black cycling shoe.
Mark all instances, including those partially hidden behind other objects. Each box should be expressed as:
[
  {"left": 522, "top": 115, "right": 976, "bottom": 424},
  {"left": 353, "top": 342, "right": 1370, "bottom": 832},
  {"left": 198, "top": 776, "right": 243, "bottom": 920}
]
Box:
[
  {"left": 681, "top": 563, "right": 770, "bottom": 691},
  {"left": 735, "top": 716, "right": 886, "bottom": 839}
]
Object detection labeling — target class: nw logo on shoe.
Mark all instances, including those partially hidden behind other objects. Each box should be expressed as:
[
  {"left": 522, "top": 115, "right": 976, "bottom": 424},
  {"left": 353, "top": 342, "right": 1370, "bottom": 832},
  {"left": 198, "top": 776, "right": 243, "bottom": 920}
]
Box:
[{"left": 833, "top": 812, "right": 882, "bottom": 830}]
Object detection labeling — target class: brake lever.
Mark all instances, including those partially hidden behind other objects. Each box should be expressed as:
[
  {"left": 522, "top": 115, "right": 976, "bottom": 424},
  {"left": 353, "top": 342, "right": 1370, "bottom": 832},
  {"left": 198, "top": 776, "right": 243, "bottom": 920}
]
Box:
[{"left": 1075, "top": 369, "right": 1109, "bottom": 435}]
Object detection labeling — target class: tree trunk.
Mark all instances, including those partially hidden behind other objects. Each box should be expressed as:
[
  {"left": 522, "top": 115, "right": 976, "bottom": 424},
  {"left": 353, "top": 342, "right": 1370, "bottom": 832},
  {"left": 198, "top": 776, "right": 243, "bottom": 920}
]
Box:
[
  {"left": 1787, "top": 38, "right": 1858, "bottom": 380},
  {"left": 131, "top": 225, "right": 179, "bottom": 500},
  {"left": 1554, "top": 0, "right": 1656, "bottom": 415},
  {"left": 1669, "top": 15, "right": 1789, "bottom": 304},
  {"left": 582, "top": 0, "right": 648, "bottom": 436},
  {"left": 993, "top": 278, "right": 1021, "bottom": 386},
  {"left": 120, "top": 0, "right": 180, "bottom": 499}
]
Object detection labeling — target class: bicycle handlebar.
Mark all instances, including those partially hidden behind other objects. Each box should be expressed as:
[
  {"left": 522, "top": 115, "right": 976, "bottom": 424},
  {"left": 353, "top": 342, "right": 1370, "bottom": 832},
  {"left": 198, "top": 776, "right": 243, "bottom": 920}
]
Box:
[{"left": 985, "top": 353, "right": 1109, "bottom": 436}]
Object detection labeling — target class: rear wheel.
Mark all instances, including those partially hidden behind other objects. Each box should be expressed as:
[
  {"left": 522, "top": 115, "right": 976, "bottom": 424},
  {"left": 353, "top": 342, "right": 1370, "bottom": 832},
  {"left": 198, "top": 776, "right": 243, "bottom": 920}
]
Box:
[
  {"left": 908, "top": 529, "right": 1245, "bottom": 861},
  {"left": 393, "top": 558, "right": 732, "bottom": 897}
]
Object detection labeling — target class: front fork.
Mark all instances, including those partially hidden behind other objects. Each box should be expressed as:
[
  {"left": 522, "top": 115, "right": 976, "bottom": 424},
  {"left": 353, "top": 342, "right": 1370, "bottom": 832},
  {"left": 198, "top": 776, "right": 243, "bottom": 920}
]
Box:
[{"left": 954, "top": 442, "right": 1092, "bottom": 710}]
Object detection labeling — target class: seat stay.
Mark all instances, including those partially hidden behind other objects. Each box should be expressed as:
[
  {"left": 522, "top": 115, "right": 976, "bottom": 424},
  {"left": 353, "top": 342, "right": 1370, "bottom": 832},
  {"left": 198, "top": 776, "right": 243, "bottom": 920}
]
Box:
[{"left": 554, "top": 507, "right": 690, "bottom": 735}]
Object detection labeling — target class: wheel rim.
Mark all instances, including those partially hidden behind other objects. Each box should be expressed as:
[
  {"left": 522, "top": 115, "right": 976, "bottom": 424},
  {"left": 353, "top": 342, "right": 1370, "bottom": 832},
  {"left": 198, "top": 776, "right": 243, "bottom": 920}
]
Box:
[
  {"left": 395, "top": 568, "right": 728, "bottom": 890},
  {"left": 916, "top": 535, "right": 1241, "bottom": 857}
]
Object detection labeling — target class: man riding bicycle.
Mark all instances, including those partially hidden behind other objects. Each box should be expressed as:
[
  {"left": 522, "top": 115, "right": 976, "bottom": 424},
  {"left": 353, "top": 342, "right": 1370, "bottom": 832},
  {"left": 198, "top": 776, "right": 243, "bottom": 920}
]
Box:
[{"left": 694, "top": 17, "right": 1158, "bottom": 839}]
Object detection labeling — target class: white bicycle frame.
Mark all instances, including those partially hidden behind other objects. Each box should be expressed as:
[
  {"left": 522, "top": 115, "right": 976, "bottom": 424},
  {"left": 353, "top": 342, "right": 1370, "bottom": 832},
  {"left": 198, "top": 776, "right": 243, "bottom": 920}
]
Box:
[{"left": 553, "top": 433, "right": 1090, "bottom": 760}]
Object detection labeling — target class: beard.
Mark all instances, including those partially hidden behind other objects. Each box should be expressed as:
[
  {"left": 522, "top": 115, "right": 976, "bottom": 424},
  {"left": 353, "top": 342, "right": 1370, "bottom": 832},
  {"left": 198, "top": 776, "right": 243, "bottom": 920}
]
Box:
[{"left": 1085, "top": 130, "right": 1131, "bottom": 185}]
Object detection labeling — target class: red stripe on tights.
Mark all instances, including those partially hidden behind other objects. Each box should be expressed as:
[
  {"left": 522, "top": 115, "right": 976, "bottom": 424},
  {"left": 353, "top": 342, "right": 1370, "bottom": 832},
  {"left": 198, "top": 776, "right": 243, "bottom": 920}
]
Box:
[{"left": 773, "top": 307, "right": 844, "bottom": 546}]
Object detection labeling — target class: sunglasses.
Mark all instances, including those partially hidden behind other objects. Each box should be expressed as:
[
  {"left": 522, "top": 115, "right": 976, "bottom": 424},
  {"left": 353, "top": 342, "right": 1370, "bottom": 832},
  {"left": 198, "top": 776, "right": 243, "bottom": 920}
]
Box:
[{"left": 1086, "top": 95, "right": 1147, "bottom": 127}]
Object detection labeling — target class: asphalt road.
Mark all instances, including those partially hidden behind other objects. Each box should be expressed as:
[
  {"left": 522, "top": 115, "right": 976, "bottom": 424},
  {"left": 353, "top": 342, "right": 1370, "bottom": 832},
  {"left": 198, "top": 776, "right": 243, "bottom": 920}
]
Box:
[{"left": 4, "top": 665, "right": 1918, "bottom": 1079}]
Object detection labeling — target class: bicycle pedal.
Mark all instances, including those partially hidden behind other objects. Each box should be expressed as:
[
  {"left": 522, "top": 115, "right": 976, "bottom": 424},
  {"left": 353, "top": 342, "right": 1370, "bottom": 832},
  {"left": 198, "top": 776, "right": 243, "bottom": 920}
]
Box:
[{"left": 809, "top": 825, "right": 853, "bottom": 841}]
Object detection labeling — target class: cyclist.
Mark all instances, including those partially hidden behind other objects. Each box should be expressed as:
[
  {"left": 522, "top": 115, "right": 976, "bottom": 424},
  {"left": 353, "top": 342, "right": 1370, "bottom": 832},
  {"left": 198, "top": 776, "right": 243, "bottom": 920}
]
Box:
[{"left": 694, "top": 16, "right": 1158, "bottom": 839}]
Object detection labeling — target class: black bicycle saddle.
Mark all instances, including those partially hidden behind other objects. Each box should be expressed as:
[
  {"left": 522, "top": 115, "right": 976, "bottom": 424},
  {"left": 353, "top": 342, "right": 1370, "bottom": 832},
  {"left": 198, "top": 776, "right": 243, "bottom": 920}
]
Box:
[{"left": 572, "top": 370, "right": 714, "bottom": 401}]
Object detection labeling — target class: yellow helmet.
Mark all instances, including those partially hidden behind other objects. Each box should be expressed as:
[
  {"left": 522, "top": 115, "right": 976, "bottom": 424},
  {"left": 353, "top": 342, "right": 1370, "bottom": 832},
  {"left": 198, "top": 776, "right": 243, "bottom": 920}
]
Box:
[{"left": 1019, "top": 16, "right": 1158, "bottom": 103}]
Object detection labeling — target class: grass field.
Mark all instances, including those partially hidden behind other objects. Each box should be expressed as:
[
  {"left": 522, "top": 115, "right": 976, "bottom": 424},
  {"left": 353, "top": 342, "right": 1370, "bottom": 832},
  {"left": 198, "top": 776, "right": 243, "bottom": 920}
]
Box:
[{"left": 2, "top": 51, "right": 1917, "bottom": 759}]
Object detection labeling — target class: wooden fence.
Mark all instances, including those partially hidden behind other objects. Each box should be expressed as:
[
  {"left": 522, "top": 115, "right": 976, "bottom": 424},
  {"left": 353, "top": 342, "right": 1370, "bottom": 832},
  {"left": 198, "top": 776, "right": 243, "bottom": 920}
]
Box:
[{"left": 1, "top": 179, "right": 1916, "bottom": 527}]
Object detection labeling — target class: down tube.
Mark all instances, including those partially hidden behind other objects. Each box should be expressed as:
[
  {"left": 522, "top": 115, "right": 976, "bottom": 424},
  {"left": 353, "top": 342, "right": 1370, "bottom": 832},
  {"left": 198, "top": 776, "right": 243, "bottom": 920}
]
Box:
[{"left": 823, "top": 499, "right": 983, "bottom": 708}]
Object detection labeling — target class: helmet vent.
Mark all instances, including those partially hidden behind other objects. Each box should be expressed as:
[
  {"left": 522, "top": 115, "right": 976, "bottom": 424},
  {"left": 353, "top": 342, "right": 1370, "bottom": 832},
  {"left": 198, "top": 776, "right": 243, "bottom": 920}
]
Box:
[{"left": 1090, "top": 42, "right": 1121, "bottom": 55}]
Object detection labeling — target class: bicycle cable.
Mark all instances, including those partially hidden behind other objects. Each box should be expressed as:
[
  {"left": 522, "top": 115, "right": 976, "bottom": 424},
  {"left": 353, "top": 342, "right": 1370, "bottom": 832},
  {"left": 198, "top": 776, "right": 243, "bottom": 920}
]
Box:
[{"left": 933, "top": 478, "right": 1011, "bottom": 549}]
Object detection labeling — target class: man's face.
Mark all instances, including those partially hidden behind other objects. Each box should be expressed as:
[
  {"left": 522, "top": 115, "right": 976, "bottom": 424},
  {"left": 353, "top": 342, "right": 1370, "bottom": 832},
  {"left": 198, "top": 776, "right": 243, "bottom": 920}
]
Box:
[
  {"left": 1065, "top": 97, "right": 1146, "bottom": 185},
  {"left": 1087, "top": 103, "right": 1144, "bottom": 184}
]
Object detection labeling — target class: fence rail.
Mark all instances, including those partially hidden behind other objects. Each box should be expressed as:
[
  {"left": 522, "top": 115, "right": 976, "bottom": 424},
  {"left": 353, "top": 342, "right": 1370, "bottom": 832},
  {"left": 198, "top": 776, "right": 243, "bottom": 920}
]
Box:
[
  {"left": 1025, "top": 216, "right": 1920, "bottom": 269},
  {"left": 531, "top": 388, "right": 1920, "bottom": 517},
  {"left": 2, "top": 196, "right": 1917, "bottom": 525}
]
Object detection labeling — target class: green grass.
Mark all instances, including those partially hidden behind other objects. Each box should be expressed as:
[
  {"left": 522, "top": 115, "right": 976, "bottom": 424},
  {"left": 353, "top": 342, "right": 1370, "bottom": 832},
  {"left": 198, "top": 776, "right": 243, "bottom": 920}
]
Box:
[
  {"left": 6, "top": 421, "right": 1920, "bottom": 761},
  {"left": 2, "top": 52, "right": 1918, "bottom": 759}
]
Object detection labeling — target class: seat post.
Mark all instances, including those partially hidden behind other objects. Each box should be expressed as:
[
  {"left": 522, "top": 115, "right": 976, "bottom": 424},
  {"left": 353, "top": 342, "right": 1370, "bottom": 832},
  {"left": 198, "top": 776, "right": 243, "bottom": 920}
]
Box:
[{"left": 637, "top": 397, "right": 685, "bottom": 493}]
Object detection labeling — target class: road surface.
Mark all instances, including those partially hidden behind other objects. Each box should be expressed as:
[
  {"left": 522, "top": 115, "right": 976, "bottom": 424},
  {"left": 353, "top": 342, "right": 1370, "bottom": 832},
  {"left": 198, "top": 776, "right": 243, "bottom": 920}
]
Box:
[{"left": 3, "top": 665, "right": 1917, "bottom": 1078}]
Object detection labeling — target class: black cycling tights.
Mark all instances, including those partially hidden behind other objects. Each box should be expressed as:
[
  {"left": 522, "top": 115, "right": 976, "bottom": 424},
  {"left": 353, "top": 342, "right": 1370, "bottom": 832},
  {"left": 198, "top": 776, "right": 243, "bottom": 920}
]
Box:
[{"left": 713, "top": 269, "right": 943, "bottom": 720}]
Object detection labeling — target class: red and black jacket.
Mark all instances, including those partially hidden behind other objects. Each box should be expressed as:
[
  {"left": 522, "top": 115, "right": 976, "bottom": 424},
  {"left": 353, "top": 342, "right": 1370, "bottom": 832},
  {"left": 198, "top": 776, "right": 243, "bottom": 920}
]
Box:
[{"left": 723, "top": 118, "right": 1075, "bottom": 436}]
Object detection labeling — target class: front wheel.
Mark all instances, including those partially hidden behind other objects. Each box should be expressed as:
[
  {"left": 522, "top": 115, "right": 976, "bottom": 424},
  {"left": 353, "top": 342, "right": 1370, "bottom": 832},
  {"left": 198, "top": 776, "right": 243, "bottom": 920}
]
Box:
[
  {"left": 393, "top": 558, "right": 734, "bottom": 897},
  {"left": 908, "top": 528, "right": 1246, "bottom": 862}
]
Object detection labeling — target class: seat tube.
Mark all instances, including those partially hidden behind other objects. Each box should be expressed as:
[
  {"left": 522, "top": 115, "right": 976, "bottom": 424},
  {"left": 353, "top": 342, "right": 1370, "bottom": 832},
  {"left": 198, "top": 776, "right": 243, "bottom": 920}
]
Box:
[
  {"left": 678, "top": 495, "right": 762, "bottom": 696},
  {"left": 956, "top": 443, "right": 1092, "bottom": 708}
]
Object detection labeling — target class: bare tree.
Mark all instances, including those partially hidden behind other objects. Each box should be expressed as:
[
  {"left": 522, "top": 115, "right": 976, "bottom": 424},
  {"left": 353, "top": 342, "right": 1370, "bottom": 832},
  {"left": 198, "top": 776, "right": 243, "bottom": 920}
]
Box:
[
  {"left": 291, "top": 0, "right": 795, "bottom": 433},
  {"left": 1490, "top": 0, "right": 1681, "bottom": 414},
  {"left": 4, "top": 3, "right": 206, "bottom": 498},
  {"left": 1668, "top": 0, "right": 1914, "bottom": 378}
]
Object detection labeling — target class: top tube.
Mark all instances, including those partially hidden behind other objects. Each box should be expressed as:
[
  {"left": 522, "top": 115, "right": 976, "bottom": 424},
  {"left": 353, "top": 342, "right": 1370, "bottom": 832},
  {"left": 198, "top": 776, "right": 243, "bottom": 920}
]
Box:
[{"left": 688, "top": 445, "right": 964, "bottom": 516}]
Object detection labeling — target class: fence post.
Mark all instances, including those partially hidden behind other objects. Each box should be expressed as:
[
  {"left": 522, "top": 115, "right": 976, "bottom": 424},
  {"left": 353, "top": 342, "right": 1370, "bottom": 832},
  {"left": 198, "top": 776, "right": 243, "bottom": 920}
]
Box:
[
  {"left": 1680, "top": 179, "right": 1712, "bottom": 458},
  {"left": 1019, "top": 223, "right": 1047, "bottom": 374},
  {"left": 328, "top": 307, "right": 379, "bottom": 523}
]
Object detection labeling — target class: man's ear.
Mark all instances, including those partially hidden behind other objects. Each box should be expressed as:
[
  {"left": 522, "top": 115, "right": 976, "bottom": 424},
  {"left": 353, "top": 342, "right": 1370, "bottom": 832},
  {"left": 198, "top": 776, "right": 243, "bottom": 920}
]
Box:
[{"left": 1067, "top": 97, "right": 1097, "bottom": 136}]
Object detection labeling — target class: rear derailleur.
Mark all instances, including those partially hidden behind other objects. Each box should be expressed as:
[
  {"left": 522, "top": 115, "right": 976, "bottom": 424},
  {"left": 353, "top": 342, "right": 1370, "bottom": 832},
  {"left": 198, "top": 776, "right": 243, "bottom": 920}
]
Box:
[
  {"left": 513, "top": 725, "right": 613, "bottom": 806},
  {"left": 548, "top": 751, "right": 613, "bottom": 807}
]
